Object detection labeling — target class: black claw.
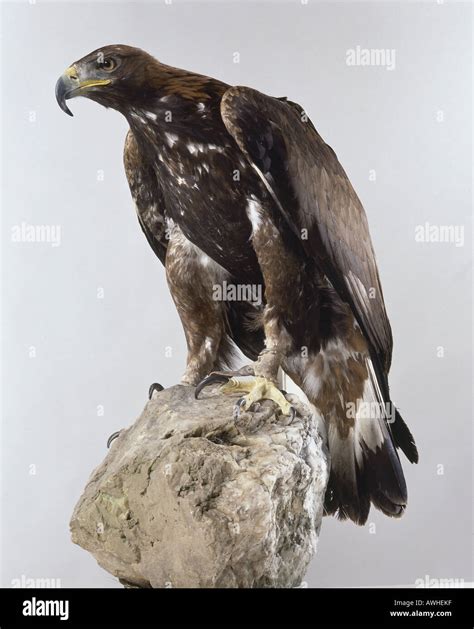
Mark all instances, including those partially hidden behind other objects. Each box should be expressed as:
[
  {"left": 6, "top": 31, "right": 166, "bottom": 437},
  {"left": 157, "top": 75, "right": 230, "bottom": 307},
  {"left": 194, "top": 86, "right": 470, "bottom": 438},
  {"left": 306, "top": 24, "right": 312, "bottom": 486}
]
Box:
[
  {"left": 233, "top": 397, "right": 247, "bottom": 419},
  {"left": 288, "top": 406, "right": 296, "bottom": 422},
  {"left": 148, "top": 382, "right": 164, "bottom": 400},
  {"left": 107, "top": 430, "right": 122, "bottom": 449},
  {"left": 195, "top": 373, "right": 230, "bottom": 399}
]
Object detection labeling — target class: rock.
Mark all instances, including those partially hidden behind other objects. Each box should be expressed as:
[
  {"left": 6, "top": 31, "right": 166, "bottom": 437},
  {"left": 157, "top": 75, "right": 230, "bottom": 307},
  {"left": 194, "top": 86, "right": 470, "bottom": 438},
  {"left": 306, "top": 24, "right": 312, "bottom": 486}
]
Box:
[{"left": 70, "top": 383, "right": 329, "bottom": 588}]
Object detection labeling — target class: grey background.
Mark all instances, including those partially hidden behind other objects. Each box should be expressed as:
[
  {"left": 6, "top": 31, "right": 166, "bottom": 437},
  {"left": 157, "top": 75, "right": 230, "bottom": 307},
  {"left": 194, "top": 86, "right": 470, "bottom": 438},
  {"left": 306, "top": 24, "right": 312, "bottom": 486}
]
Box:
[{"left": 1, "top": 0, "right": 472, "bottom": 588}]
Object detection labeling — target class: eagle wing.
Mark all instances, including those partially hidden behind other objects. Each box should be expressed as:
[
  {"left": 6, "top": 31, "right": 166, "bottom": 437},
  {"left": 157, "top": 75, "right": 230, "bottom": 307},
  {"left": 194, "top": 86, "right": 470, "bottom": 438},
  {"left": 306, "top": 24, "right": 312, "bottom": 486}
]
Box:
[
  {"left": 221, "top": 87, "right": 393, "bottom": 385},
  {"left": 221, "top": 87, "right": 419, "bottom": 523},
  {"left": 124, "top": 129, "right": 168, "bottom": 265}
]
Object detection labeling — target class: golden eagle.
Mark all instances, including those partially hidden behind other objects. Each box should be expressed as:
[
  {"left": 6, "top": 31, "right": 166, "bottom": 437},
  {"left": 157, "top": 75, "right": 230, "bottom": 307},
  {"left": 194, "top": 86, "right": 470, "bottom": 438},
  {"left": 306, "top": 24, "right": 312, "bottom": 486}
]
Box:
[{"left": 56, "top": 45, "right": 418, "bottom": 525}]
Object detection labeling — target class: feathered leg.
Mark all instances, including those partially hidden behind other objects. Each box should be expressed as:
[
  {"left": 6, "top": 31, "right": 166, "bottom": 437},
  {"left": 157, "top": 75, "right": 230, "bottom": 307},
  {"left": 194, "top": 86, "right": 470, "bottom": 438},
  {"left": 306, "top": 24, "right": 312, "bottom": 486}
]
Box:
[
  {"left": 166, "top": 223, "right": 231, "bottom": 386},
  {"left": 196, "top": 199, "right": 304, "bottom": 418}
]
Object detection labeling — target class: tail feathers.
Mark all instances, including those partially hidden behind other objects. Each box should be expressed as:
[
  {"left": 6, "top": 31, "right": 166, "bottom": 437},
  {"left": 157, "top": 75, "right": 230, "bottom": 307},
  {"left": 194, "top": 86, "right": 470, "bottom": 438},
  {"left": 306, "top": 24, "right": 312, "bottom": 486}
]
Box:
[
  {"left": 359, "top": 434, "right": 407, "bottom": 518},
  {"left": 324, "top": 413, "right": 407, "bottom": 525},
  {"left": 324, "top": 423, "right": 371, "bottom": 524},
  {"left": 286, "top": 325, "right": 418, "bottom": 525},
  {"left": 322, "top": 360, "right": 412, "bottom": 525},
  {"left": 391, "top": 408, "right": 419, "bottom": 464}
]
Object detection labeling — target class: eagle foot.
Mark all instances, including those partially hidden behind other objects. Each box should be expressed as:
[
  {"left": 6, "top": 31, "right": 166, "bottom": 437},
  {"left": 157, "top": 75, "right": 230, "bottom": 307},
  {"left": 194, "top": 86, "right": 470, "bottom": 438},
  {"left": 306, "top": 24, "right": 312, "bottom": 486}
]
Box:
[
  {"left": 194, "top": 365, "right": 255, "bottom": 399},
  {"left": 221, "top": 376, "right": 296, "bottom": 421}
]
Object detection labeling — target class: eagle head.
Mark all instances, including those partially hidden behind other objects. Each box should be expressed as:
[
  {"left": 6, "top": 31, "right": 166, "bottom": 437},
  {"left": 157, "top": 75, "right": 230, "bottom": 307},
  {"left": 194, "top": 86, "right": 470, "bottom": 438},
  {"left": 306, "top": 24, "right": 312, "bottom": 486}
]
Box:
[{"left": 55, "top": 44, "right": 157, "bottom": 116}]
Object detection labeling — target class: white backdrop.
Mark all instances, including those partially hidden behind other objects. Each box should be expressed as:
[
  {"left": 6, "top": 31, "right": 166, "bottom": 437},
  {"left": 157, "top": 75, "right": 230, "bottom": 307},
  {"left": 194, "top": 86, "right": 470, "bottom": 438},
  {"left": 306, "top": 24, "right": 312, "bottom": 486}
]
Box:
[{"left": 1, "top": 0, "right": 472, "bottom": 588}]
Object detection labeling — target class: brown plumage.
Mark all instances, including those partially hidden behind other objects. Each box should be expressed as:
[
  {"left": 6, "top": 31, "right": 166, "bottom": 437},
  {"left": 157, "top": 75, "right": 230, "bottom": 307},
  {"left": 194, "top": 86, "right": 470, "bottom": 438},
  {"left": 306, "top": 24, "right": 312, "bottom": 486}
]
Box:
[{"left": 56, "top": 44, "right": 418, "bottom": 525}]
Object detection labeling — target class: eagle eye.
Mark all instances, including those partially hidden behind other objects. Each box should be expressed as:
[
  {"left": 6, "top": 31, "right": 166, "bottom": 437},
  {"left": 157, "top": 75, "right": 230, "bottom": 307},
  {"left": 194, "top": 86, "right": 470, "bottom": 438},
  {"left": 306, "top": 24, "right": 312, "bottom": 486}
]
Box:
[{"left": 97, "top": 57, "right": 117, "bottom": 72}]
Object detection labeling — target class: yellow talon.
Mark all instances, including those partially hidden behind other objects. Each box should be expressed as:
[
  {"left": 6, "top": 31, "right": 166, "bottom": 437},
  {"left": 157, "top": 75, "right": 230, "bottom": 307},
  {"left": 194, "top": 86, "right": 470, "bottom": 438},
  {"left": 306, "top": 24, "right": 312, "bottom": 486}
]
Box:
[{"left": 220, "top": 376, "right": 293, "bottom": 416}]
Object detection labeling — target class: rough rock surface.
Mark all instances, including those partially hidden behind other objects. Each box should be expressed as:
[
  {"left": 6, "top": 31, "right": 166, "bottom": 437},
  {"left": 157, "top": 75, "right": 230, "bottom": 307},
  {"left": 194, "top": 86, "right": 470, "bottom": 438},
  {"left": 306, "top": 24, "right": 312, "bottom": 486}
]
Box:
[{"left": 70, "top": 383, "right": 329, "bottom": 588}]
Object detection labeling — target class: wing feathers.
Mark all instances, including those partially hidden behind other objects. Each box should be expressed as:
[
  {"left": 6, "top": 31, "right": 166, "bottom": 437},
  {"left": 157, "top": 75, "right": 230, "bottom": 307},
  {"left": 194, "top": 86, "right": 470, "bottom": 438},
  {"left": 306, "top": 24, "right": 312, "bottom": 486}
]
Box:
[{"left": 221, "top": 86, "right": 393, "bottom": 376}]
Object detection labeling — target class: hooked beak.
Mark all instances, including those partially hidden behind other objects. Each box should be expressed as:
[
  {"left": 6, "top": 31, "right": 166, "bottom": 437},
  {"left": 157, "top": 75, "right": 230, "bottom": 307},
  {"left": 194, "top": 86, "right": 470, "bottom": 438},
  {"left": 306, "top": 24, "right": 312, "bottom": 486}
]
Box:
[{"left": 55, "top": 65, "right": 111, "bottom": 116}]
